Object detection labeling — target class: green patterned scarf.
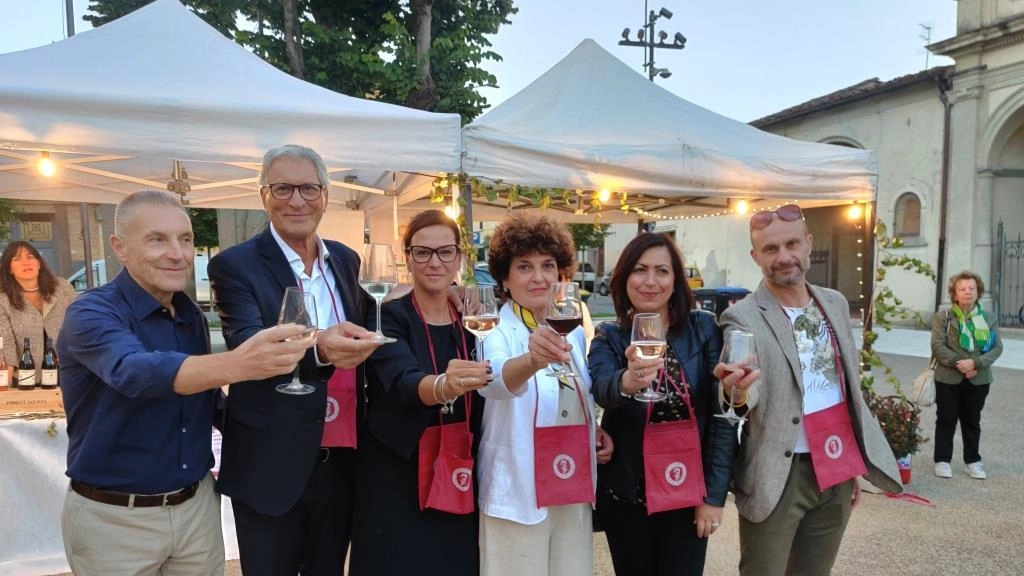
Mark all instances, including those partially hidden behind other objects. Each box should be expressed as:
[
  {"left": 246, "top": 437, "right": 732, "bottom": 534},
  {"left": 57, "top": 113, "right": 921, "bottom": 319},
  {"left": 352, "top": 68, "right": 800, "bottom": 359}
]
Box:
[{"left": 950, "top": 303, "right": 990, "bottom": 352}]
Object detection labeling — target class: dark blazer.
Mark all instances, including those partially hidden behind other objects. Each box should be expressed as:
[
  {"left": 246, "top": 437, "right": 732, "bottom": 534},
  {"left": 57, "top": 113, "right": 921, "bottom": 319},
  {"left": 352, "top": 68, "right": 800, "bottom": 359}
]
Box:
[
  {"left": 588, "top": 310, "right": 737, "bottom": 507},
  {"left": 208, "top": 227, "right": 368, "bottom": 517},
  {"left": 364, "top": 293, "right": 483, "bottom": 459}
]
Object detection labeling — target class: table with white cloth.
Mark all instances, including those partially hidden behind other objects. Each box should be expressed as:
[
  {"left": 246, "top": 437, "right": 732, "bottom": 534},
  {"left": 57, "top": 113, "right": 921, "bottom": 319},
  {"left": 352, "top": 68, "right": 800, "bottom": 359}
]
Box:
[{"left": 0, "top": 418, "right": 239, "bottom": 576}]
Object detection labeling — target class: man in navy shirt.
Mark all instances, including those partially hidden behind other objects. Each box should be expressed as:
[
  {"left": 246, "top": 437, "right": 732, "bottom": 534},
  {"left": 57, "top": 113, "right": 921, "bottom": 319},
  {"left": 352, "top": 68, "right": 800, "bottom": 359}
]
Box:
[{"left": 58, "top": 190, "right": 312, "bottom": 576}]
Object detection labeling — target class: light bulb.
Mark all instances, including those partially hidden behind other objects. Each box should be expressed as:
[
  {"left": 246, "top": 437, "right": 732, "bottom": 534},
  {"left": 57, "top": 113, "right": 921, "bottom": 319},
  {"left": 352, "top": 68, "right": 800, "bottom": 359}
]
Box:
[
  {"left": 37, "top": 153, "right": 56, "bottom": 177},
  {"left": 735, "top": 200, "right": 750, "bottom": 215},
  {"left": 847, "top": 204, "right": 863, "bottom": 220},
  {"left": 598, "top": 188, "right": 611, "bottom": 203}
]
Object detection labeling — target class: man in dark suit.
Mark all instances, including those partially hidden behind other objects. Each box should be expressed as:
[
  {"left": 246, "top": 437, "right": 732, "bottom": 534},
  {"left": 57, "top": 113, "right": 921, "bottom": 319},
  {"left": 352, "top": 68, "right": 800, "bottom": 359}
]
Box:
[{"left": 209, "top": 144, "right": 380, "bottom": 575}]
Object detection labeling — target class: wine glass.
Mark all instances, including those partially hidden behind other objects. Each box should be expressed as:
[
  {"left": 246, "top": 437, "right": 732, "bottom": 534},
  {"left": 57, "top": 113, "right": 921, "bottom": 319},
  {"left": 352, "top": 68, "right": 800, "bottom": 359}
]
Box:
[
  {"left": 716, "top": 330, "right": 757, "bottom": 425},
  {"left": 543, "top": 282, "right": 583, "bottom": 377},
  {"left": 276, "top": 287, "right": 318, "bottom": 395},
  {"left": 631, "top": 313, "right": 667, "bottom": 402},
  {"left": 360, "top": 243, "right": 398, "bottom": 344},
  {"left": 463, "top": 286, "right": 500, "bottom": 361}
]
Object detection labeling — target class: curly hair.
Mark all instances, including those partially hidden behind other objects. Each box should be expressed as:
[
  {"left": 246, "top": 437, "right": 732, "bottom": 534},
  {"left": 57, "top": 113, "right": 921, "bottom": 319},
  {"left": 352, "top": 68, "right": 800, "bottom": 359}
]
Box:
[
  {"left": 609, "top": 233, "right": 693, "bottom": 330},
  {"left": 487, "top": 213, "right": 575, "bottom": 290},
  {"left": 1, "top": 241, "right": 59, "bottom": 310},
  {"left": 947, "top": 270, "right": 985, "bottom": 305}
]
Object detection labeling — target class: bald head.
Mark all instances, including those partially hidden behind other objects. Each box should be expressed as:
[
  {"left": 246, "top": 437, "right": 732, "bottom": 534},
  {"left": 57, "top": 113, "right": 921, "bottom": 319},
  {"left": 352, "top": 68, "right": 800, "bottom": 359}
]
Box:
[{"left": 114, "top": 190, "right": 189, "bottom": 237}]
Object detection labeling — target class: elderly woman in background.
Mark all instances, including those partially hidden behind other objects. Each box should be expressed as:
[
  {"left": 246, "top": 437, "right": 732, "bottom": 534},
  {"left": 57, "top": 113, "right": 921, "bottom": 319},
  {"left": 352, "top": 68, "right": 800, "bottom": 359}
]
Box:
[
  {"left": 931, "top": 270, "right": 1003, "bottom": 481},
  {"left": 589, "top": 233, "right": 748, "bottom": 576},
  {"left": 477, "top": 213, "right": 612, "bottom": 576},
  {"left": 1, "top": 241, "right": 76, "bottom": 386},
  {"left": 350, "top": 210, "right": 490, "bottom": 575}
]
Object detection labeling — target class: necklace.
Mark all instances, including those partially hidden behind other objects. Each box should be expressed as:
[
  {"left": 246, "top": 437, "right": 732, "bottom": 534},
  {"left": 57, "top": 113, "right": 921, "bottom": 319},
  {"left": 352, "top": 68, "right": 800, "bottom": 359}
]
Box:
[{"left": 22, "top": 287, "right": 40, "bottom": 293}]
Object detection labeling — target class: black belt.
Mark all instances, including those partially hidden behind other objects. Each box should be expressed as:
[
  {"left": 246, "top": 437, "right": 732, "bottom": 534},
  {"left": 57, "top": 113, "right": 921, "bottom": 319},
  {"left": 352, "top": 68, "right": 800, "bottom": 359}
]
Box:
[{"left": 70, "top": 479, "right": 200, "bottom": 508}]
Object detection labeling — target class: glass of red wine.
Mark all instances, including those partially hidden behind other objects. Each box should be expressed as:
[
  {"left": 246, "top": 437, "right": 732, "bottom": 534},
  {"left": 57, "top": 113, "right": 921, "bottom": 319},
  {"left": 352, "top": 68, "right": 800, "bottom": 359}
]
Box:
[
  {"left": 543, "top": 282, "right": 583, "bottom": 377},
  {"left": 716, "top": 330, "right": 756, "bottom": 425}
]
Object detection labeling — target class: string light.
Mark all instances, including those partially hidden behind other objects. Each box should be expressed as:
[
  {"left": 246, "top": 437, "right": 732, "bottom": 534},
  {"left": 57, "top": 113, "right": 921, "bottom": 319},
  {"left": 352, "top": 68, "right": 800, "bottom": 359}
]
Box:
[
  {"left": 632, "top": 200, "right": 800, "bottom": 221},
  {"left": 37, "top": 152, "right": 56, "bottom": 177}
]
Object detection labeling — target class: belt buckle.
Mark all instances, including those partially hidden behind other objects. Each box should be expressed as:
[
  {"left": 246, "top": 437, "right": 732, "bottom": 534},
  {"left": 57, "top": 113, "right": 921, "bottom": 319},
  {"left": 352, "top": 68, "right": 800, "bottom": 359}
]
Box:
[{"left": 161, "top": 492, "right": 172, "bottom": 508}]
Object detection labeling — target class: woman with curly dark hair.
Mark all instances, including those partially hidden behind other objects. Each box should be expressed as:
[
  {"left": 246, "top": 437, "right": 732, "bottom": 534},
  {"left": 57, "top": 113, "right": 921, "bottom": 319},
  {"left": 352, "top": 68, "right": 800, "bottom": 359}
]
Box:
[
  {"left": 1, "top": 241, "right": 76, "bottom": 387},
  {"left": 477, "top": 213, "right": 612, "bottom": 576}
]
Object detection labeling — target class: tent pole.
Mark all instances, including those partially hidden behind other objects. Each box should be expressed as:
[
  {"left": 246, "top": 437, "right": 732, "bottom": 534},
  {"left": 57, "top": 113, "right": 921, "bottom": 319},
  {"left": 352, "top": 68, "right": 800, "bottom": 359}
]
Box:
[{"left": 66, "top": 0, "right": 95, "bottom": 288}]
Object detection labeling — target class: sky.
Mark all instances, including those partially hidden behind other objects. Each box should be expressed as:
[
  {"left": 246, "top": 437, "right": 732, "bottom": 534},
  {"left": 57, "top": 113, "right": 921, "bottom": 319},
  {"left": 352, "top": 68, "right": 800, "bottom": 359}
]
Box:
[{"left": 0, "top": 0, "right": 958, "bottom": 123}]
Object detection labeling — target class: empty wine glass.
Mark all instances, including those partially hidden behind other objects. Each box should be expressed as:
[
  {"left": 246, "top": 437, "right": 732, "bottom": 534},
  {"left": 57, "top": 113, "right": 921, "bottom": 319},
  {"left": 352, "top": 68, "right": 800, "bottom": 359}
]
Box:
[
  {"left": 360, "top": 243, "right": 398, "bottom": 344},
  {"left": 543, "top": 282, "right": 583, "bottom": 377},
  {"left": 631, "top": 312, "right": 667, "bottom": 402},
  {"left": 463, "top": 286, "right": 500, "bottom": 361},
  {"left": 276, "top": 287, "right": 318, "bottom": 395},
  {"left": 716, "top": 330, "right": 757, "bottom": 425}
]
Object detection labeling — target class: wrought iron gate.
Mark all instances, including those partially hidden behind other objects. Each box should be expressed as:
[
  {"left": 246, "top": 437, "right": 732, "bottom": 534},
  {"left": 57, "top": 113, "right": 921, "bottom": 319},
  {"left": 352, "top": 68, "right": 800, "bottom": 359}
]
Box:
[{"left": 995, "top": 222, "right": 1024, "bottom": 327}]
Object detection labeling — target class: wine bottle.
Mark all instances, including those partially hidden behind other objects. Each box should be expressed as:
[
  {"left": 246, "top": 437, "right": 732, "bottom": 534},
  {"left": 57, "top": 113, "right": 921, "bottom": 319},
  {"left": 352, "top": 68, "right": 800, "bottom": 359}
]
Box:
[
  {"left": 0, "top": 337, "right": 9, "bottom": 392},
  {"left": 17, "top": 337, "right": 36, "bottom": 391},
  {"left": 40, "top": 336, "right": 58, "bottom": 390}
]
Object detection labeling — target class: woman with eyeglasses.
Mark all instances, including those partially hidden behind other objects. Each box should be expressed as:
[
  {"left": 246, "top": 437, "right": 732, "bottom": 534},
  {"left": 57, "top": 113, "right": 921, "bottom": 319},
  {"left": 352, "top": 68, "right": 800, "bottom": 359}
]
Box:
[
  {"left": 1, "top": 241, "right": 77, "bottom": 387},
  {"left": 476, "top": 213, "right": 613, "bottom": 576},
  {"left": 588, "top": 233, "right": 747, "bottom": 576},
  {"left": 349, "top": 210, "right": 490, "bottom": 576}
]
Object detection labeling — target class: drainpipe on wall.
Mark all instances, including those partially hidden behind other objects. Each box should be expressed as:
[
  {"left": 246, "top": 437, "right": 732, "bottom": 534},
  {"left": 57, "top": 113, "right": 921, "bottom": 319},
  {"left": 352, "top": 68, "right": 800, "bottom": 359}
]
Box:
[{"left": 935, "top": 74, "right": 953, "bottom": 310}]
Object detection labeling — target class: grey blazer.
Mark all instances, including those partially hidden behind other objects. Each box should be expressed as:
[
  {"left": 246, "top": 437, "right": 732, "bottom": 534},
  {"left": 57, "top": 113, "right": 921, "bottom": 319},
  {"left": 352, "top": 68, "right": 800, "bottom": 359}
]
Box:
[
  {"left": 930, "top": 306, "right": 1002, "bottom": 386},
  {"left": 720, "top": 282, "right": 902, "bottom": 523}
]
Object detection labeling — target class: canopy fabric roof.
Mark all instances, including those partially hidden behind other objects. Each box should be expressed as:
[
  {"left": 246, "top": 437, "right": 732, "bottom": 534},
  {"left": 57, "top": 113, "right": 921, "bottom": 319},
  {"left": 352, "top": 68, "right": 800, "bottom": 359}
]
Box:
[
  {"left": 461, "top": 39, "right": 876, "bottom": 220},
  {"left": 0, "top": 0, "right": 460, "bottom": 211}
]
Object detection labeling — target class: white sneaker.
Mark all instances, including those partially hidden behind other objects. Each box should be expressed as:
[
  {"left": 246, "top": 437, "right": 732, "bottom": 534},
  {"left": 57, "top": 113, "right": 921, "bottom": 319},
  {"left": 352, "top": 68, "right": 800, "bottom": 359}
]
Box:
[
  {"left": 965, "top": 462, "right": 987, "bottom": 480},
  {"left": 934, "top": 462, "right": 952, "bottom": 478}
]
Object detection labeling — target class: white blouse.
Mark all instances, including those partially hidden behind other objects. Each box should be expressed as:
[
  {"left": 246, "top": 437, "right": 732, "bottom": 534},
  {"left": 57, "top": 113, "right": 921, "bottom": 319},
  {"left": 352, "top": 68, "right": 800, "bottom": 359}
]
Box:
[{"left": 477, "top": 303, "right": 596, "bottom": 525}]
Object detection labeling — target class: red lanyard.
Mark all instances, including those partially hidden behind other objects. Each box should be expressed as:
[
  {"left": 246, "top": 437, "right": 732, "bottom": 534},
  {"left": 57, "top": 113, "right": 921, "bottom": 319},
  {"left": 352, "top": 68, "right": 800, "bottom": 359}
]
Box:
[{"left": 410, "top": 292, "right": 470, "bottom": 376}]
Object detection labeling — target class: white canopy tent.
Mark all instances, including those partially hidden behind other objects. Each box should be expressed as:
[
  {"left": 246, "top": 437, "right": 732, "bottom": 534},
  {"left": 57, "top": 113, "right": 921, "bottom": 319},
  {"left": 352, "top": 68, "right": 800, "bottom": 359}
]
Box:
[
  {"left": 0, "top": 0, "right": 460, "bottom": 227},
  {"left": 458, "top": 39, "right": 876, "bottom": 222}
]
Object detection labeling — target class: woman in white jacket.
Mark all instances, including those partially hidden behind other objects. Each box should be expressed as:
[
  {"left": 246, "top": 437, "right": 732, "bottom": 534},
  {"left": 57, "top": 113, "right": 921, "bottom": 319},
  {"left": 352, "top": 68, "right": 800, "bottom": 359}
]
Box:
[{"left": 477, "top": 213, "right": 612, "bottom": 576}]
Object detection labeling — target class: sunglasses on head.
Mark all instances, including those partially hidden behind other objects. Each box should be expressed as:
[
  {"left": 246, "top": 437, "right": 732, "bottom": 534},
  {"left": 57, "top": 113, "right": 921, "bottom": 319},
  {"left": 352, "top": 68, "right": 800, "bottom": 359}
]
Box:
[{"left": 749, "top": 204, "right": 803, "bottom": 230}]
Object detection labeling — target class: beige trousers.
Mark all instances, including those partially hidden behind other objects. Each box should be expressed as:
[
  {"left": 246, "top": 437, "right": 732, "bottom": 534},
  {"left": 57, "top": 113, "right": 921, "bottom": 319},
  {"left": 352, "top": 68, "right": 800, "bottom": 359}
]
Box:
[
  {"left": 479, "top": 504, "right": 593, "bottom": 576},
  {"left": 62, "top": 473, "right": 224, "bottom": 576}
]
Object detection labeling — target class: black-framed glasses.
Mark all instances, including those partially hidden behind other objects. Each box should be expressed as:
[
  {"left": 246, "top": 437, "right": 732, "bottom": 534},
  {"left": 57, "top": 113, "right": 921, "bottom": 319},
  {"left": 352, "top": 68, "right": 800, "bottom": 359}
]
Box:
[
  {"left": 264, "top": 183, "right": 325, "bottom": 201},
  {"left": 407, "top": 244, "right": 459, "bottom": 263},
  {"left": 749, "top": 204, "right": 803, "bottom": 230}
]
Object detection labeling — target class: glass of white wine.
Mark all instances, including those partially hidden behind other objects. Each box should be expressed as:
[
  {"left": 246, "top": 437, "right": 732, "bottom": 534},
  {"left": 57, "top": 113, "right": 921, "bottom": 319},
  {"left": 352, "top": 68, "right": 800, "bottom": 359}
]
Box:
[
  {"left": 276, "top": 287, "right": 318, "bottom": 395},
  {"left": 631, "top": 312, "right": 667, "bottom": 402},
  {"left": 360, "top": 243, "right": 398, "bottom": 344},
  {"left": 462, "top": 286, "right": 500, "bottom": 361}
]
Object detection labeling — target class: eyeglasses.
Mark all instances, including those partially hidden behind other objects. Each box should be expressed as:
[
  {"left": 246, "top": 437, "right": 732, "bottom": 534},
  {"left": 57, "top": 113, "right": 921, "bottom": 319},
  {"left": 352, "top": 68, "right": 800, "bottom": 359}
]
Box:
[
  {"left": 264, "top": 183, "right": 325, "bottom": 201},
  {"left": 407, "top": 245, "right": 459, "bottom": 263},
  {"left": 749, "top": 204, "right": 803, "bottom": 230}
]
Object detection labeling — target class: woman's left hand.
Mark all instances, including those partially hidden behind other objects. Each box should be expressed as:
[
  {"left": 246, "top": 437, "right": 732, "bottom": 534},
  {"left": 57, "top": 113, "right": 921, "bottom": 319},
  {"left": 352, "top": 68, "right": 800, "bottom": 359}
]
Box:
[
  {"left": 595, "top": 426, "right": 614, "bottom": 464},
  {"left": 694, "top": 503, "right": 724, "bottom": 538},
  {"left": 956, "top": 358, "right": 977, "bottom": 374}
]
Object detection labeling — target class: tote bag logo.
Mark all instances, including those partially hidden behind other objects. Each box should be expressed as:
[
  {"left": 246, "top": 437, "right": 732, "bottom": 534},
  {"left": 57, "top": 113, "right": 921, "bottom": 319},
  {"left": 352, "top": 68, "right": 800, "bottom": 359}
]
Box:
[
  {"left": 451, "top": 468, "right": 473, "bottom": 492},
  {"left": 664, "top": 462, "right": 687, "bottom": 487},
  {"left": 325, "top": 396, "right": 340, "bottom": 423},
  {"left": 553, "top": 454, "right": 576, "bottom": 479},
  {"left": 824, "top": 434, "right": 843, "bottom": 459}
]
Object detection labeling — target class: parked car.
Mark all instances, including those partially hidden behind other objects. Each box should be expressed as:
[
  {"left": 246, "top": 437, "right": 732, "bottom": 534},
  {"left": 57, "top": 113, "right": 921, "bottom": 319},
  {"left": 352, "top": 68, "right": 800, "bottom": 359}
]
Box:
[
  {"left": 473, "top": 264, "right": 503, "bottom": 302},
  {"left": 68, "top": 255, "right": 211, "bottom": 304},
  {"left": 597, "top": 272, "right": 611, "bottom": 296},
  {"left": 596, "top": 264, "right": 700, "bottom": 296},
  {"left": 573, "top": 261, "right": 596, "bottom": 291}
]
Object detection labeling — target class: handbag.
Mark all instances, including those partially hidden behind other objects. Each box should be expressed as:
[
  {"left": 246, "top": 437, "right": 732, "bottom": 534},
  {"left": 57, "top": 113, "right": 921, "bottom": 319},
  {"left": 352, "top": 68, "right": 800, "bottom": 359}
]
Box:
[{"left": 911, "top": 358, "right": 937, "bottom": 407}]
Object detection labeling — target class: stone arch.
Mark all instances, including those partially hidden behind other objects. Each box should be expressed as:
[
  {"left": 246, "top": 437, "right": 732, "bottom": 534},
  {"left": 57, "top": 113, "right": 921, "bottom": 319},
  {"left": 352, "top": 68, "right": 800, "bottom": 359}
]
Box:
[
  {"left": 979, "top": 84, "right": 1024, "bottom": 168},
  {"left": 817, "top": 136, "right": 866, "bottom": 149}
]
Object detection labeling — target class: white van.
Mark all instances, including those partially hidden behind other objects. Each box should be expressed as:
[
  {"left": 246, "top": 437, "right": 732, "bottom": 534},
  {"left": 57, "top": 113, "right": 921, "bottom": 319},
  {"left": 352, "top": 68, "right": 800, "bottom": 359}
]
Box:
[{"left": 68, "top": 255, "right": 211, "bottom": 304}]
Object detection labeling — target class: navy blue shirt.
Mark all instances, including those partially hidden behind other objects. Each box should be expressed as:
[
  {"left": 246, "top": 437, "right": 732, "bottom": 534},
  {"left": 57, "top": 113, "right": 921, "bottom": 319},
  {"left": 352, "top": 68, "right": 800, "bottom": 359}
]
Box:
[{"left": 58, "top": 270, "right": 215, "bottom": 494}]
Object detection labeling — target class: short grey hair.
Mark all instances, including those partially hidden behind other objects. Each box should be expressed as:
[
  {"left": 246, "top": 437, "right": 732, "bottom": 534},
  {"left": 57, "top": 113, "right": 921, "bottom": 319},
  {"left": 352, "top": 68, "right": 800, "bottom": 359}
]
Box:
[
  {"left": 259, "top": 144, "right": 330, "bottom": 188},
  {"left": 114, "top": 190, "right": 188, "bottom": 236}
]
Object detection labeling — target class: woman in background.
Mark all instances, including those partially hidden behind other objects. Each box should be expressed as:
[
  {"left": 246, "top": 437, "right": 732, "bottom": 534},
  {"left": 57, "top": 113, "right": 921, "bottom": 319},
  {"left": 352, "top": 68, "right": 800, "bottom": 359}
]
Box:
[
  {"left": 931, "top": 270, "right": 1003, "bottom": 480},
  {"left": 1, "top": 241, "right": 76, "bottom": 383}
]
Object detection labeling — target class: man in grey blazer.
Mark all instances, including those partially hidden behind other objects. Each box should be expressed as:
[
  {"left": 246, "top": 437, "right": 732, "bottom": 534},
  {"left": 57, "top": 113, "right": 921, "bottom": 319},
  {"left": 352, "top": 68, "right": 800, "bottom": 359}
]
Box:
[{"left": 715, "top": 204, "right": 902, "bottom": 576}]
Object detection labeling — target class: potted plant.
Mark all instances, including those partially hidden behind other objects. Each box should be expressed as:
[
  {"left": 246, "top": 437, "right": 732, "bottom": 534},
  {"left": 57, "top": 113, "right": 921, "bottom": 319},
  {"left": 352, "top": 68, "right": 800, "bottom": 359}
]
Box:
[{"left": 864, "top": 391, "right": 926, "bottom": 484}]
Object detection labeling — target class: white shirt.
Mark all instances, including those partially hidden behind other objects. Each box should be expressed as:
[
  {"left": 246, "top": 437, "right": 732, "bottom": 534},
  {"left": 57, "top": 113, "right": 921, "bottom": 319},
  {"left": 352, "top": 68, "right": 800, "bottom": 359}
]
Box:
[
  {"left": 269, "top": 224, "right": 347, "bottom": 365},
  {"left": 783, "top": 303, "right": 843, "bottom": 453},
  {"left": 477, "top": 303, "right": 596, "bottom": 526}
]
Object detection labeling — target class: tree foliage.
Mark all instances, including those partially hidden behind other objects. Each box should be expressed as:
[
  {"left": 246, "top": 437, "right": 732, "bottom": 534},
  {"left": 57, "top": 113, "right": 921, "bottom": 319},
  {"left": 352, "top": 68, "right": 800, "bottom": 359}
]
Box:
[
  {"left": 568, "top": 223, "right": 611, "bottom": 251},
  {"left": 84, "top": 0, "right": 516, "bottom": 122},
  {"left": 188, "top": 208, "right": 219, "bottom": 249}
]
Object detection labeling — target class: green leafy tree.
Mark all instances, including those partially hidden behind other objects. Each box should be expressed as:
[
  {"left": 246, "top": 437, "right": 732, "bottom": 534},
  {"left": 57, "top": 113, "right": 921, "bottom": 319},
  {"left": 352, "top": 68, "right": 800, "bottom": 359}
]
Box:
[
  {"left": 188, "top": 208, "right": 219, "bottom": 249},
  {"left": 568, "top": 223, "right": 611, "bottom": 252},
  {"left": 0, "top": 200, "right": 17, "bottom": 240}
]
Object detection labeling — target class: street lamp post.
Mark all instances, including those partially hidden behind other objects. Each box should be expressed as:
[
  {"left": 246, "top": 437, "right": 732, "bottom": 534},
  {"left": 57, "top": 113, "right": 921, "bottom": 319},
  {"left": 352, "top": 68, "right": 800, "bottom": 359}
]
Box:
[{"left": 618, "top": 4, "right": 686, "bottom": 81}]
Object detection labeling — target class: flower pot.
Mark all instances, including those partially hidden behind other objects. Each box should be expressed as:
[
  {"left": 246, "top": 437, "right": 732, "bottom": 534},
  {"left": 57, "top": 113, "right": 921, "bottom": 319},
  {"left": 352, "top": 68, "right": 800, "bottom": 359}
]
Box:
[{"left": 896, "top": 454, "right": 912, "bottom": 484}]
